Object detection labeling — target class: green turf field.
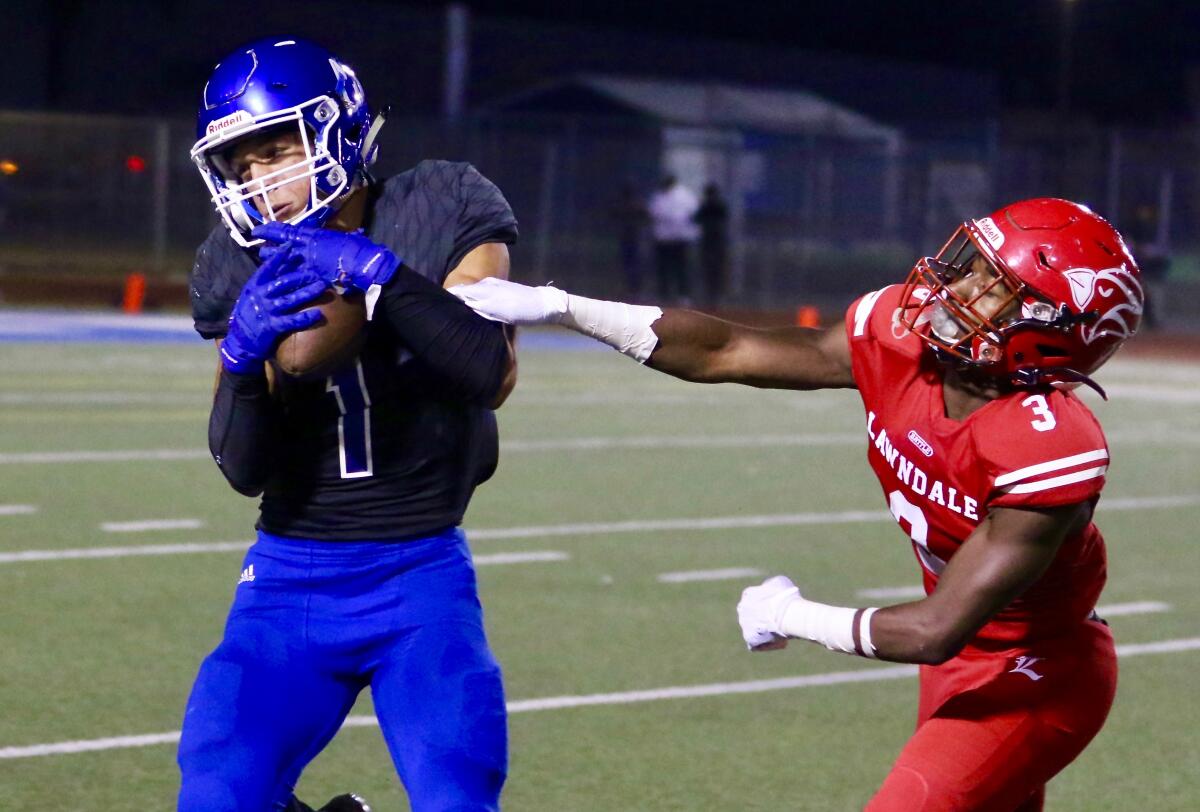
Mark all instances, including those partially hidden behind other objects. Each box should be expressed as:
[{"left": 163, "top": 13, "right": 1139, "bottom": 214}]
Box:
[{"left": 0, "top": 338, "right": 1197, "bottom": 810}]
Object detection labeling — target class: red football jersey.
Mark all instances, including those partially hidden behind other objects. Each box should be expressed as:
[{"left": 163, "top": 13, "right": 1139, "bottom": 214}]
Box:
[{"left": 845, "top": 285, "right": 1109, "bottom": 643}]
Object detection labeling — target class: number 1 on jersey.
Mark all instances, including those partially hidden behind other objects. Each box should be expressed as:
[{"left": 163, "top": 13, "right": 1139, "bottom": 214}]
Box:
[{"left": 326, "top": 360, "right": 374, "bottom": 479}]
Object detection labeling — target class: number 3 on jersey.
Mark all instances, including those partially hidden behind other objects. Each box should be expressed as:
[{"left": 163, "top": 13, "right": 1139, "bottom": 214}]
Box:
[
  {"left": 1021, "top": 394, "right": 1057, "bottom": 432},
  {"left": 326, "top": 360, "right": 373, "bottom": 478}
]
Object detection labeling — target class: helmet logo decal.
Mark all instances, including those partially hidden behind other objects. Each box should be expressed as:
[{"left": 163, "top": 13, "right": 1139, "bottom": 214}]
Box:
[
  {"left": 974, "top": 217, "right": 1005, "bottom": 250},
  {"left": 1078, "top": 266, "right": 1144, "bottom": 345},
  {"left": 205, "top": 110, "right": 251, "bottom": 137},
  {"left": 1064, "top": 268, "right": 1098, "bottom": 309}
]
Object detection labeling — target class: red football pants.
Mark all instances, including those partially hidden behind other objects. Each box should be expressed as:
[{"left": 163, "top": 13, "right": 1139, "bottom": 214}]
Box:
[{"left": 867, "top": 620, "right": 1116, "bottom": 812}]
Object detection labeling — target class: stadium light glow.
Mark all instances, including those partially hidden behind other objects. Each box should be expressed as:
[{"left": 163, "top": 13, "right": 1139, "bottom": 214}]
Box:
[{"left": 0, "top": 160, "right": 18, "bottom": 176}]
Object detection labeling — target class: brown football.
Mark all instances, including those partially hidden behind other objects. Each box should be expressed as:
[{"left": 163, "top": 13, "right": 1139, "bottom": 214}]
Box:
[{"left": 274, "top": 289, "right": 367, "bottom": 379}]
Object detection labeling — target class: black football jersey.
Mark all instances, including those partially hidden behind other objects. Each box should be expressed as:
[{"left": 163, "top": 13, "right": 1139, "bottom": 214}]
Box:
[{"left": 189, "top": 160, "right": 518, "bottom": 540}]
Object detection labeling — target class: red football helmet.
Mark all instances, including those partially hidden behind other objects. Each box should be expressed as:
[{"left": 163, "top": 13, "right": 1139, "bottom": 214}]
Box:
[{"left": 897, "top": 198, "right": 1144, "bottom": 396}]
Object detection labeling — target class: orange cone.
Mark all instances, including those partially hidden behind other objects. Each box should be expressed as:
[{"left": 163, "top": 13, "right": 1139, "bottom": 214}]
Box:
[
  {"left": 123, "top": 273, "right": 146, "bottom": 314},
  {"left": 795, "top": 305, "right": 820, "bottom": 328}
]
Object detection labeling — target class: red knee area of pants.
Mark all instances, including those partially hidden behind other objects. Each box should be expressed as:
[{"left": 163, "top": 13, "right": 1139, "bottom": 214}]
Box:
[
  {"left": 867, "top": 766, "right": 932, "bottom": 811},
  {"left": 871, "top": 622, "right": 1116, "bottom": 811}
]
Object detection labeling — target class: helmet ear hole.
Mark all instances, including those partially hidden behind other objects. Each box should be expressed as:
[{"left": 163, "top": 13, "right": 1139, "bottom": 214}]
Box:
[
  {"left": 1037, "top": 250, "right": 1054, "bottom": 270},
  {"left": 1036, "top": 343, "right": 1069, "bottom": 359}
]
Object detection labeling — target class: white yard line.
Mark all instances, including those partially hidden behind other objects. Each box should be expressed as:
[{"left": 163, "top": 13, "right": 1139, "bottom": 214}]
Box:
[
  {"left": 0, "top": 543, "right": 567, "bottom": 566},
  {"left": 100, "top": 519, "right": 204, "bottom": 533},
  {"left": 0, "top": 435, "right": 861, "bottom": 465},
  {"left": 2, "top": 495, "right": 1196, "bottom": 565},
  {"left": 0, "top": 505, "right": 37, "bottom": 517},
  {"left": 0, "top": 449, "right": 209, "bottom": 464},
  {"left": 5, "top": 428, "right": 1200, "bottom": 465},
  {"left": 657, "top": 567, "right": 764, "bottom": 583},
  {"left": 3, "top": 636, "right": 1197, "bottom": 760},
  {"left": 0, "top": 541, "right": 249, "bottom": 563},
  {"left": 471, "top": 551, "right": 569, "bottom": 566},
  {"left": 853, "top": 590, "right": 1173, "bottom": 621},
  {"left": 858, "top": 585, "right": 926, "bottom": 599},
  {"left": 469, "top": 510, "right": 890, "bottom": 541},
  {"left": 502, "top": 433, "right": 862, "bottom": 451},
  {"left": 0, "top": 393, "right": 204, "bottom": 406},
  {"left": 1094, "top": 601, "right": 1171, "bottom": 617}
]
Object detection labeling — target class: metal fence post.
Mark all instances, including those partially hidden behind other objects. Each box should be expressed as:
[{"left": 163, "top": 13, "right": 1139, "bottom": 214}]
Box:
[{"left": 152, "top": 119, "right": 170, "bottom": 274}]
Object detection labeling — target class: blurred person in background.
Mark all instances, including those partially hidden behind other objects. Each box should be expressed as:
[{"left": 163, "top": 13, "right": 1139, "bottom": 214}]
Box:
[
  {"left": 449, "top": 198, "right": 1144, "bottom": 811},
  {"left": 648, "top": 174, "right": 699, "bottom": 302},
  {"left": 183, "top": 37, "right": 517, "bottom": 812},
  {"left": 694, "top": 182, "right": 729, "bottom": 306}
]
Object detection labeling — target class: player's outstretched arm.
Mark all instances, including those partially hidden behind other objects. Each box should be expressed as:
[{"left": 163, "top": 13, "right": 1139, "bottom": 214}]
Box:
[
  {"left": 737, "top": 503, "right": 1087, "bottom": 664},
  {"left": 647, "top": 309, "right": 854, "bottom": 390},
  {"left": 448, "top": 278, "right": 856, "bottom": 390}
]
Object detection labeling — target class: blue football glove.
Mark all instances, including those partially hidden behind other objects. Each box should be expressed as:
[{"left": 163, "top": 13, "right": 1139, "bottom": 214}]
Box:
[
  {"left": 220, "top": 246, "right": 327, "bottom": 374},
  {"left": 253, "top": 222, "right": 400, "bottom": 293}
]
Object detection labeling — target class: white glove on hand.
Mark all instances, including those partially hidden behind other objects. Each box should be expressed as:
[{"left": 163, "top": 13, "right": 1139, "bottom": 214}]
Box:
[
  {"left": 737, "top": 575, "right": 802, "bottom": 651},
  {"left": 447, "top": 277, "right": 568, "bottom": 326}
]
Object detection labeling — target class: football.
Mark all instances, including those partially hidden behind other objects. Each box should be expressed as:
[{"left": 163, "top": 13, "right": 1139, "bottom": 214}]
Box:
[{"left": 274, "top": 288, "right": 367, "bottom": 379}]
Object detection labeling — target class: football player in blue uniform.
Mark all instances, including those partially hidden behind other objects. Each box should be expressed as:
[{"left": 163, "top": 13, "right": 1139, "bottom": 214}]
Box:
[{"left": 181, "top": 38, "right": 519, "bottom": 812}]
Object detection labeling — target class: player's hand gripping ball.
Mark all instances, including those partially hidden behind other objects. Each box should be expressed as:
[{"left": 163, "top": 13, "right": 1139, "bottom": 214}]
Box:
[
  {"left": 254, "top": 222, "right": 399, "bottom": 292},
  {"left": 220, "top": 247, "right": 325, "bottom": 375},
  {"left": 252, "top": 224, "right": 379, "bottom": 379}
]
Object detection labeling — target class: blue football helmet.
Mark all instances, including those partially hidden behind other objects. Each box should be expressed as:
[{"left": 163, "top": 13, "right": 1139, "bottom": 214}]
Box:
[{"left": 190, "top": 38, "right": 386, "bottom": 247}]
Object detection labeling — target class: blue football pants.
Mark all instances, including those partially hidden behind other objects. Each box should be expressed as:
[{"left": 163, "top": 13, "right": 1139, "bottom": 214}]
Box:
[{"left": 177, "top": 528, "right": 507, "bottom": 812}]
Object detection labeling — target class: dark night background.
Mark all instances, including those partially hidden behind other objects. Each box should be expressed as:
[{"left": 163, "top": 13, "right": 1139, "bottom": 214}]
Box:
[{"left": 6, "top": 0, "right": 1200, "bottom": 125}]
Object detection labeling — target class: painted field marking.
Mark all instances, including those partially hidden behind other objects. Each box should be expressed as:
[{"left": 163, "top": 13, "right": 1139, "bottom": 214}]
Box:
[
  {"left": 2, "top": 495, "right": 1197, "bottom": 565},
  {"left": 3, "top": 636, "right": 1197, "bottom": 760},
  {"left": 0, "top": 541, "right": 248, "bottom": 563},
  {"left": 853, "top": 589, "right": 1173, "bottom": 621},
  {"left": 469, "top": 510, "right": 889, "bottom": 541},
  {"left": 0, "top": 505, "right": 37, "bottom": 517},
  {"left": 100, "top": 519, "right": 204, "bottom": 534},
  {"left": 0, "top": 435, "right": 860, "bottom": 465},
  {"left": 0, "top": 392, "right": 205, "bottom": 406},
  {"left": 0, "top": 543, "right": 566, "bottom": 566},
  {"left": 503, "top": 433, "right": 862, "bottom": 452},
  {"left": 1094, "top": 601, "right": 1171, "bottom": 617},
  {"left": 0, "top": 449, "right": 209, "bottom": 465},
  {"left": 472, "top": 551, "right": 569, "bottom": 566},
  {"left": 658, "top": 567, "right": 764, "bottom": 584},
  {"left": 6, "top": 428, "right": 1200, "bottom": 466},
  {"left": 858, "top": 585, "right": 925, "bottom": 600}
]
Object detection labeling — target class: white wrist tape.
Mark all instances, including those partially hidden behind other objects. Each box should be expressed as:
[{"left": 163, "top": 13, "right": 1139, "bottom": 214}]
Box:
[
  {"left": 779, "top": 599, "right": 879, "bottom": 658},
  {"left": 560, "top": 294, "right": 663, "bottom": 363}
]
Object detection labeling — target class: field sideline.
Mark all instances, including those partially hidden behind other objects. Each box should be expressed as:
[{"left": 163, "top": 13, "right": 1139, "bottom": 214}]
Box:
[{"left": 0, "top": 323, "right": 1197, "bottom": 810}]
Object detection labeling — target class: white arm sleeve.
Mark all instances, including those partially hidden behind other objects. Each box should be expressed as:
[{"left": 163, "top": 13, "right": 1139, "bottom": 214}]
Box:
[{"left": 561, "top": 294, "right": 663, "bottom": 363}]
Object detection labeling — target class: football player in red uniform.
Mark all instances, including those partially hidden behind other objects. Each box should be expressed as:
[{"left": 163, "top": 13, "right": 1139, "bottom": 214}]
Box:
[{"left": 448, "top": 198, "right": 1144, "bottom": 810}]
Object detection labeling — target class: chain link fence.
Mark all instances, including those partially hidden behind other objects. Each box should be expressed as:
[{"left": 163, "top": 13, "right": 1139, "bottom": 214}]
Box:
[{"left": 1, "top": 110, "right": 1197, "bottom": 326}]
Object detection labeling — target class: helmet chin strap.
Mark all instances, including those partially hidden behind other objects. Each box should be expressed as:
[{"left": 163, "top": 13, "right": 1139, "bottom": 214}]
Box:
[
  {"left": 360, "top": 107, "right": 389, "bottom": 172},
  {"left": 1010, "top": 367, "right": 1108, "bottom": 400},
  {"left": 930, "top": 347, "right": 1108, "bottom": 401}
]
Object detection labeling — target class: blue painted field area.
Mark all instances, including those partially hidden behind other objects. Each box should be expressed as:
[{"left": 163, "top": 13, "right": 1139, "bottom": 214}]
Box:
[{"left": 0, "top": 308, "right": 603, "bottom": 351}]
